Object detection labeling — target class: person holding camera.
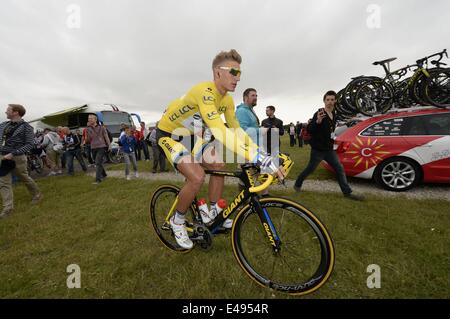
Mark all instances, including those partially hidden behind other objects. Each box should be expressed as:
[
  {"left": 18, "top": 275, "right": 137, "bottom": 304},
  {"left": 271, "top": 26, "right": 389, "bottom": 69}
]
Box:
[{"left": 293, "top": 91, "right": 364, "bottom": 201}]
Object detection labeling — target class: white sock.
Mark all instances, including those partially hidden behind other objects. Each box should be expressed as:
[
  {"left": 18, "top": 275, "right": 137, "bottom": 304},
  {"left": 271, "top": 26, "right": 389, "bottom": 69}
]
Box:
[{"left": 173, "top": 211, "right": 186, "bottom": 225}]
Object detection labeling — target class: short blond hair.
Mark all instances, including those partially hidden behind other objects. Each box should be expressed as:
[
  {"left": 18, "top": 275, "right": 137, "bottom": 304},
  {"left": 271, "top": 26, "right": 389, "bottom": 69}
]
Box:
[{"left": 212, "top": 49, "right": 242, "bottom": 69}]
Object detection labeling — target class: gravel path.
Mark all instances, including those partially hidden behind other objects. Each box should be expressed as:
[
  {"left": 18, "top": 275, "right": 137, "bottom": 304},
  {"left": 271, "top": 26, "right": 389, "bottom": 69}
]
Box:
[{"left": 91, "top": 170, "right": 450, "bottom": 202}]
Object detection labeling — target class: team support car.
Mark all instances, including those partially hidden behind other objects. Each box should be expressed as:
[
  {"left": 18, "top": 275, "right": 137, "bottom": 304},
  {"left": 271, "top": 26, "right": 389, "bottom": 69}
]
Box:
[{"left": 323, "top": 107, "right": 450, "bottom": 191}]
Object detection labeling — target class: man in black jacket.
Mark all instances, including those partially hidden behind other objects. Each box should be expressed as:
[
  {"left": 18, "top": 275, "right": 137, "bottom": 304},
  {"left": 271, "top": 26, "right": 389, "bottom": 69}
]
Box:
[
  {"left": 261, "top": 105, "right": 284, "bottom": 155},
  {"left": 295, "top": 121, "right": 303, "bottom": 147},
  {"left": 293, "top": 91, "right": 364, "bottom": 201}
]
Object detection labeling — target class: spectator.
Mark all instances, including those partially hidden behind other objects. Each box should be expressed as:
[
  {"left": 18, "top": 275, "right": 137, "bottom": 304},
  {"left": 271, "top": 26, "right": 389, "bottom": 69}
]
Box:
[
  {"left": 56, "top": 127, "right": 66, "bottom": 169},
  {"left": 41, "top": 128, "right": 63, "bottom": 175},
  {"left": 139, "top": 122, "right": 150, "bottom": 161},
  {"left": 289, "top": 123, "right": 296, "bottom": 147},
  {"left": 0, "top": 104, "right": 43, "bottom": 218},
  {"left": 120, "top": 126, "right": 139, "bottom": 180},
  {"left": 235, "top": 88, "right": 260, "bottom": 143},
  {"left": 131, "top": 126, "right": 142, "bottom": 161},
  {"left": 85, "top": 114, "right": 111, "bottom": 185},
  {"left": 148, "top": 122, "right": 167, "bottom": 173},
  {"left": 261, "top": 105, "right": 284, "bottom": 155},
  {"left": 295, "top": 121, "right": 304, "bottom": 148},
  {"left": 81, "top": 127, "right": 95, "bottom": 167},
  {"left": 301, "top": 120, "right": 312, "bottom": 145},
  {"left": 293, "top": 91, "right": 364, "bottom": 201},
  {"left": 63, "top": 127, "right": 87, "bottom": 176},
  {"left": 75, "top": 129, "right": 83, "bottom": 142},
  {"left": 236, "top": 88, "right": 267, "bottom": 194}
]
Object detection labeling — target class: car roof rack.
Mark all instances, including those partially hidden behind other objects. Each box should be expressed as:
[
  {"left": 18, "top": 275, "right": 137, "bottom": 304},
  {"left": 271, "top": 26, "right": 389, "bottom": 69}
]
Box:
[{"left": 384, "top": 105, "right": 449, "bottom": 114}]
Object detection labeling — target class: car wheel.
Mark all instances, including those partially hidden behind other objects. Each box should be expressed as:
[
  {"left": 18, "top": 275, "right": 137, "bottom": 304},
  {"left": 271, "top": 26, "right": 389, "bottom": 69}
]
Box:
[{"left": 375, "top": 158, "right": 421, "bottom": 192}]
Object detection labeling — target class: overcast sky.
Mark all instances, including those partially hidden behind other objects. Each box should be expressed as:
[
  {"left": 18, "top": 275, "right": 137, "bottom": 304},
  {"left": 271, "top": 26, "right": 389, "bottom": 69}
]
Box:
[{"left": 1, "top": 0, "right": 449, "bottom": 124}]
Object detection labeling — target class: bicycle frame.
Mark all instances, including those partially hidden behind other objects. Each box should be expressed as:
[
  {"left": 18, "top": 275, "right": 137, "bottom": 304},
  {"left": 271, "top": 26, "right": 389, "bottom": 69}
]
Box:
[{"left": 163, "top": 164, "right": 281, "bottom": 250}]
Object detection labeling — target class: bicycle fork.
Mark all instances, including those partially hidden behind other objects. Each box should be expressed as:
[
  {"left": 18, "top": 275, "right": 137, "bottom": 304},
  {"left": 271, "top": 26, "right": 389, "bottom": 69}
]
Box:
[{"left": 252, "top": 197, "right": 282, "bottom": 253}]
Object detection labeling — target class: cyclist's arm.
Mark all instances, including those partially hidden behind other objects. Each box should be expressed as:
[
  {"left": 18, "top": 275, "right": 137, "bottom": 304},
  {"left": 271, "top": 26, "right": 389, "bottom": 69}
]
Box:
[{"left": 199, "top": 102, "right": 258, "bottom": 162}]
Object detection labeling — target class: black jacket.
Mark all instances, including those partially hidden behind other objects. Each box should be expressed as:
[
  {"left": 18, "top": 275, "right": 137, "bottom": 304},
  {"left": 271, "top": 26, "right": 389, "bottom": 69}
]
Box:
[
  {"left": 261, "top": 117, "right": 284, "bottom": 154},
  {"left": 308, "top": 109, "right": 337, "bottom": 151}
]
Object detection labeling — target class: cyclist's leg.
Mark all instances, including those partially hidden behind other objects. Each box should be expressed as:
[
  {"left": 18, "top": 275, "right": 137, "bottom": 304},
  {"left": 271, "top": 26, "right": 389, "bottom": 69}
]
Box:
[
  {"left": 158, "top": 136, "right": 205, "bottom": 214},
  {"left": 200, "top": 144, "right": 225, "bottom": 203},
  {"left": 176, "top": 160, "right": 205, "bottom": 212},
  {"left": 158, "top": 135, "right": 204, "bottom": 249},
  {"left": 200, "top": 143, "right": 233, "bottom": 227}
]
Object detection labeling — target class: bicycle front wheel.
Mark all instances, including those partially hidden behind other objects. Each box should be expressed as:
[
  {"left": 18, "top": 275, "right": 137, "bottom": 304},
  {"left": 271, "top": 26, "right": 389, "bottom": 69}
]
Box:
[
  {"left": 424, "top": 68, "right": 450, "bottom": 108},
  {"left": 231, "top": 197, "right": 334, "bottom": 295},
  {"left": 355, "top": 80, "right": 393, "bottom": 116}
]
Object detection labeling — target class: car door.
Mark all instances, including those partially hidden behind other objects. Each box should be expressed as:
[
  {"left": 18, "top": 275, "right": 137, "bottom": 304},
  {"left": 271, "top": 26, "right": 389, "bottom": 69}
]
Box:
[{"left": 401, "top": 112, "right": 450, "bottom": 182}]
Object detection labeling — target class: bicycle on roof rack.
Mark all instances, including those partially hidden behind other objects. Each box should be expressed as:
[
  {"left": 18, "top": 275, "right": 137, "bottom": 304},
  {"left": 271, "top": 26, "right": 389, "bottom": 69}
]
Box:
[{"left": 337, "top": 49, "right": 450, "bottom": 118}]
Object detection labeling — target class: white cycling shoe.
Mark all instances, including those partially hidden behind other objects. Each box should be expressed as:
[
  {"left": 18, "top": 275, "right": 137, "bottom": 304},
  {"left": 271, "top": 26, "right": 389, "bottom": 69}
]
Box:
[
  {"left": 222, "top": 219, "right": 233, "bottom": 229},
  {"left": 170, "top": 217, "right": 193, "bottom": 249},
  {"left": 209, "top": 207, "right": 233, "bottom": 229}
]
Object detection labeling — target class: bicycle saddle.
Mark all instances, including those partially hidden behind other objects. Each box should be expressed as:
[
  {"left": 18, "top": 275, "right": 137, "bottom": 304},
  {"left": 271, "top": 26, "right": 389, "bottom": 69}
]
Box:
[{"left": 373, "top": 57, "right": 397, "bottom": 66}]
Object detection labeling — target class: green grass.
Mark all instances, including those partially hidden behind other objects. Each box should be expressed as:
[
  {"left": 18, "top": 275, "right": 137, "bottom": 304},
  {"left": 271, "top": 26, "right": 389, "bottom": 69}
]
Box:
[{"left": 1, "top": 174, "right": 449, "bottom": 298}]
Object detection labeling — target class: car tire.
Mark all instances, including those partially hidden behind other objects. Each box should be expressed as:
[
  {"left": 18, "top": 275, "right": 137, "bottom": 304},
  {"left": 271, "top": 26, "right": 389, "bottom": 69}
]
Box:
[{"left": 374, "top": 157, "right": 422, "bottom": 192}]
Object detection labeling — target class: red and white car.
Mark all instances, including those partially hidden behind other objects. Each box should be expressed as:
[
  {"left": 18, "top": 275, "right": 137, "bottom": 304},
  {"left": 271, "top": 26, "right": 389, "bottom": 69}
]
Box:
[{"left": 323, "top": 107, "right": 450, "bottom": 191}]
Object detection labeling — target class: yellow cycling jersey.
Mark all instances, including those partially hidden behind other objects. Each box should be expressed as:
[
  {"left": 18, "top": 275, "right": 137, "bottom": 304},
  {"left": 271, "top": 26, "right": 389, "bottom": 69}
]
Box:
[{"left": 157, "top": 81, "right": 258, "bottom": 161}]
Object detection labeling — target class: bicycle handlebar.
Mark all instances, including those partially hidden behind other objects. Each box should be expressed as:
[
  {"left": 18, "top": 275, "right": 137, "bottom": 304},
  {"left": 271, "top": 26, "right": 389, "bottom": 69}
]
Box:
[
  {"left": 416, "top": 49, "right": 448, "bottom": 66},
  {"left": 249, "top": 174, "right": 274, "bottom": 193}
]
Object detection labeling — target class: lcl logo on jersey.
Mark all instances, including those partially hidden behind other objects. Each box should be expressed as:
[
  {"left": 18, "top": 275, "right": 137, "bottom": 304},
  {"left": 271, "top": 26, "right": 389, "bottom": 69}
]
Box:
[
  {"left": 207, "top": 111, "right": 219, "bottom": 120},
  {"left": 203, "top": 96, "right": 215, "bottom": 104},
  {"left": 218, "top": 106, "right": 227, "bottom": 113}
]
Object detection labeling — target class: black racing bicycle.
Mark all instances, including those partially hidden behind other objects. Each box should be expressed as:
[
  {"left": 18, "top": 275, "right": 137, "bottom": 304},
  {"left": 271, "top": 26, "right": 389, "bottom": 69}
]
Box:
[{"left": 149, "top": 154, "right": 335, "bottom": 295}]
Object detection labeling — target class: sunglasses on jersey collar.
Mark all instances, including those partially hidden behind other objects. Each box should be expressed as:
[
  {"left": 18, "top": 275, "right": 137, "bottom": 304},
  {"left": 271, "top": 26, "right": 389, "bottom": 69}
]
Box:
[{"left": 218, "top": 66, "right": 242, "bottom": 77}]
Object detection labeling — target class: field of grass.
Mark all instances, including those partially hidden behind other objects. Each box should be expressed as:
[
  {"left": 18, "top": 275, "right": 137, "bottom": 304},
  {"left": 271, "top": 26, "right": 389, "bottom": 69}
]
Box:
[{"left": 1, "top": 173, "right": 449, "bottom": 298}]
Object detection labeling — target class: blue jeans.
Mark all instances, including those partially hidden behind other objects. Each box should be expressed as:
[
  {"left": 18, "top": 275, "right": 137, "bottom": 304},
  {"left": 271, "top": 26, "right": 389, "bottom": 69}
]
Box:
[
  {"left": 295, "top": 148, "right": 352, "bottom": 195},
  {"left": 65, "top": 149, "right": 87, "bottom": 175}
]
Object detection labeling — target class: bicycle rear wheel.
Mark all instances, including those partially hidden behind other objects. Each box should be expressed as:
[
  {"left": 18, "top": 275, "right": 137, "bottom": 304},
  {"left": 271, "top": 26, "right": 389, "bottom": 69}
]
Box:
[
  {"left": 231, "top": 198, "right": 334, "bottom": 295},
  {"left": 150, "top": 184, "right": 197, "bottom": 252},
  {"left": 342, "top": 76, "right": 380, "bottom": 114},
  {"left": 109, "top": 149, "right": 124, "bottom": 164}
]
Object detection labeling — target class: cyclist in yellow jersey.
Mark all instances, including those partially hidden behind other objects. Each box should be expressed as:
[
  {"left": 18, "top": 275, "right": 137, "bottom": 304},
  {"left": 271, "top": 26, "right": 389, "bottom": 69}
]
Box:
[{"left": 156, "top": 49, "right": 285, "bottom": 249}]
